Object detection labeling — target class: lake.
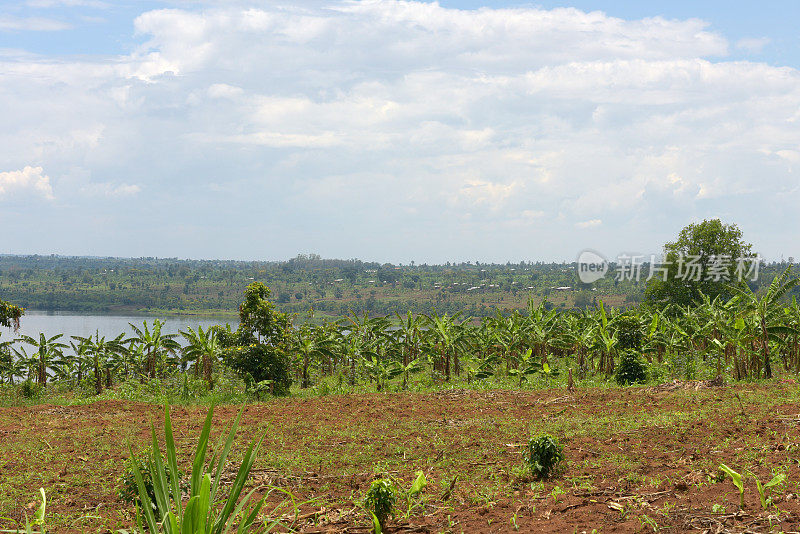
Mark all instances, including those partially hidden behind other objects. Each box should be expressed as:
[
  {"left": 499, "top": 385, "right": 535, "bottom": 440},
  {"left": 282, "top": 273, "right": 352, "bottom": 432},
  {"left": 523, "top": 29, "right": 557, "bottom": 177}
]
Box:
[{"left": 1, "top": 310, "right": 238, "bottom": 344}]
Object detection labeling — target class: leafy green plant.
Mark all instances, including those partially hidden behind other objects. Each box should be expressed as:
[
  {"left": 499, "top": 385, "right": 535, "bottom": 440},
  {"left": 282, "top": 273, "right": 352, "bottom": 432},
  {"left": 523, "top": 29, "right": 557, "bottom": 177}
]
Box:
[
  {"left": 397, "top": 471, "right": 427, "bottom": 519},
  {"left": 122, "top": 404, "right": 296, "bottom": 534},
  {"left": 251, "top": 379, "right": 274, "bottom": 400},
  {"left": 615, "top": 350, "right": 647, "bottom": 385},
  {"left": 749, "top": 470, "right": 786, "bottom": 510},
  {"left": 363, "top": 478, "right": 397, "bottom": 532},
  {"left": 719, "top": 464, "right": 745, "bottom": 508},
  {"left": 20, "top": 379, "right": 39, "bottom": 399},
  {"left": 525, "top": 434, "right": 565, "bottom": 479}
]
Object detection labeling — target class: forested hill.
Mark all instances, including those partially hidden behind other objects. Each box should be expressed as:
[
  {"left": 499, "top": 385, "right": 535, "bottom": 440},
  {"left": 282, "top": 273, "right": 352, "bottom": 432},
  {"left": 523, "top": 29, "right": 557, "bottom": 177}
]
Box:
[{"left": 0, "top": 254, "right": 796, "bottom": 319}]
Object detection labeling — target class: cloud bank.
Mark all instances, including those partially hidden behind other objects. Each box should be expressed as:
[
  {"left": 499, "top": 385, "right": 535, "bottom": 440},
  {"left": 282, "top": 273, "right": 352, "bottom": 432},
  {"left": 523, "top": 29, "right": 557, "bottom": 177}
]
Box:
[{"left": 1, "top": 1, "right": 799, "bottom": 261}]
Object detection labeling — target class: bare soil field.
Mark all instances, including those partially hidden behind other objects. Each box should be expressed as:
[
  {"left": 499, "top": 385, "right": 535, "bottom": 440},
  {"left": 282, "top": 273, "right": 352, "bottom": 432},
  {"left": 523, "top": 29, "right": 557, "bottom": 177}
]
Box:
[{"left": 3, "top": 382, "right": 800, "bottom": 533}]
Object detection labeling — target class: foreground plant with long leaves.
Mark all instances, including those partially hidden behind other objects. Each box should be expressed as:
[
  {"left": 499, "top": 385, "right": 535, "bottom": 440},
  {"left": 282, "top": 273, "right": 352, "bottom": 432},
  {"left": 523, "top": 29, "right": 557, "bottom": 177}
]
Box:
[
  {"left": 0, "top": 488, "right": 46, "bottom": 534},
  {"left": 122, "top": 404, "right": 294, "bottom": 534}
]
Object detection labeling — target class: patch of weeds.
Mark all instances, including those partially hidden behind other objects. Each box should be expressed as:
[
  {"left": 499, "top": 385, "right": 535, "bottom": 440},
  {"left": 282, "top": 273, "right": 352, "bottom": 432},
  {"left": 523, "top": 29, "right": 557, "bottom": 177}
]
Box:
[
  {"left": 639, "top": 514, "right": 658, "bottom": 532},
  {"left": 550, "top": 485, "right": 566, "bottom": 503}
]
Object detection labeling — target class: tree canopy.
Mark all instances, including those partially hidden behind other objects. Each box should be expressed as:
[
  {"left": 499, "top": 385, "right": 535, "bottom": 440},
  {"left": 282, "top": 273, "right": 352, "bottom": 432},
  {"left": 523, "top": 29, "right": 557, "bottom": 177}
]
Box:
[{"left": 645, "top": 219, "right": 755, "bottom": 309}]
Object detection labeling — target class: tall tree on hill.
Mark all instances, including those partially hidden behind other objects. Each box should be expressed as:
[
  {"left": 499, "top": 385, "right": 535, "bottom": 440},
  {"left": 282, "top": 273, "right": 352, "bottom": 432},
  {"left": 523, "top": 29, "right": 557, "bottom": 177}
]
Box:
[{"left": 645, "top": 219, "right": 755, "bottom": 310}]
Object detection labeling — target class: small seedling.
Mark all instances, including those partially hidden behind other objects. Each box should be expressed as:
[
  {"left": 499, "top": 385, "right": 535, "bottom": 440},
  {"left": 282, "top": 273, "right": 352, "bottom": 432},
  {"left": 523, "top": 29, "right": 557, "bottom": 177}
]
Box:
[
  {"left": 639, "top": 514, "right": 658, "bottom": 532},
  {"left": 398, "top": 470, "right": 428, "bottom": 519},
  {"left": 550, "top": 485, "right": 566, "bottom": 503},
  {"left": 525, "top": 434, "right": 565, "bottom": 479},
  {"left": 719, "top": 464, "right": 745, "bottom": 508},
  {"left": 749, "top": 470, "right": 786, "bottom": 510},
  {"left": 364, "top": 478, "right": 397, "bottom": 532}
]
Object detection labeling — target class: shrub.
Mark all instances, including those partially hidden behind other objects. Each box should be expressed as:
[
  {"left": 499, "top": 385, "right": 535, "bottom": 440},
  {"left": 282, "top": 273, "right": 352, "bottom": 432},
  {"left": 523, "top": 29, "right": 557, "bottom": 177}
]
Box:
[
  {"left": 20, "top": 379, "right": 40, "bottom": 398},
  {"left": 614, "top": 315, "right": 643, "bottom": 351},
  {"left": 525, "top": 434, "right": 564, "bottom": 479},
  {"left": 615, "top": 350, "right": 648, "bottom": 385},
  {"left": 364, "top": 478, "right": 397, "bottom": 530},
  {"left": 222, "top": 344, "right": 292, "bottom": 396}
]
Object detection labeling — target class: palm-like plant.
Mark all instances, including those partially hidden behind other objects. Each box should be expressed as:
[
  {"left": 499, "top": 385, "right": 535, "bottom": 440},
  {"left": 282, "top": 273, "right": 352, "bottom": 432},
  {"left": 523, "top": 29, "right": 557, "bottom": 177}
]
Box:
[
  {"left": 0, "top": 337, "right": 16, "bottom": 384},
  {"left": 291, "top": 324, "right": 336, "bottom": 389},
  {"left": 128, "top": 320, "right": 180, "bottom": 379},
  {"left": 730, "top": 268, "right": 800, "bottom": 379},
  {"left": 19, "top": 333, "right": 67, "bottom": 386},
  {"left": 73, "top": 332, "right": 128, "bottom": 394},
  {"left": 394, "top": 311, "right": 424, "bottom": 389},
  {"left": 181, "top": 326, "right": 220, "bottom": 390}
]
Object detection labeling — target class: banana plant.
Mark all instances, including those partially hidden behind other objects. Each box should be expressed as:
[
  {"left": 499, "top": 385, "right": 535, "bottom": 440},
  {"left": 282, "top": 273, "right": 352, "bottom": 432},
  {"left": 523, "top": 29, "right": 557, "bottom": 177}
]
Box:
[
  {"left": 507, "top": 349, "right": 542, "bottom": 387},
  {"left": 730, "top": 268, "right": 800, "bottom": 378},
  {"left": 19, "top": 333, "right": 67, "bottom": 386}
]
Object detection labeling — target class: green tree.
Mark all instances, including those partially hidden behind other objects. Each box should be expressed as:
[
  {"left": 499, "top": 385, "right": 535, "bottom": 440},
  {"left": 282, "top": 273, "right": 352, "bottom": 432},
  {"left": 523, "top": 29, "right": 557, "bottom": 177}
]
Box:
[
  {"left": 645, "top": 219, "right": 754, "bottom": 309},
  {"left": 219, "top": 283, "right": 293, "bottom": 396}
]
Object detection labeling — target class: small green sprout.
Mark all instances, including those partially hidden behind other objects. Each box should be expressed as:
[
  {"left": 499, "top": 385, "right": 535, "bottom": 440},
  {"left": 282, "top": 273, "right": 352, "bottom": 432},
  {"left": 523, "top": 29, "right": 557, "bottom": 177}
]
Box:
[{"left": 719, "top": 464, "right": 744, "bottom": 509}]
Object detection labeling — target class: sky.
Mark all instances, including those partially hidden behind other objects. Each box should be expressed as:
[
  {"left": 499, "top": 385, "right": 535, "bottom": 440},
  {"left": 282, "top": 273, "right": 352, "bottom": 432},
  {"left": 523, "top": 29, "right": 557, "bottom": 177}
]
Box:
[{"left": 1, "top": 1, "right": 799, "bottom": 264}]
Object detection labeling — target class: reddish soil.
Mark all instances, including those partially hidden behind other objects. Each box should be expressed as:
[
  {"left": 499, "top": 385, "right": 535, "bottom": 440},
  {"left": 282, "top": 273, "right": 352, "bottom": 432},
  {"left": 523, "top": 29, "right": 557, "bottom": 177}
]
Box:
[{"left": 3, "top": 383, "right": 800, "bottom": 532}]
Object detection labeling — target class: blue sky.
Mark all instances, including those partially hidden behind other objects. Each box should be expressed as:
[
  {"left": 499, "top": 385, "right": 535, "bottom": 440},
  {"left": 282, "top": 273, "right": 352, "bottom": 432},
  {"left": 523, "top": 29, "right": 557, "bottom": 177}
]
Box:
[
  {"left": 1, "top": 0, "right": 799, "bottom": 263},
  {"left": 4, "top": 1, "right": 798, "bottom": 64}
]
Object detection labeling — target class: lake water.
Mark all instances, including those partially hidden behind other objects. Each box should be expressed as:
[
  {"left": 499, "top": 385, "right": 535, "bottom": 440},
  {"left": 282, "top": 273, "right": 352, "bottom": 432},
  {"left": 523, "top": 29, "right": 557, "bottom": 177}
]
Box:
[{"left": 1, "top": 310, "right": 238, "bottom": 344}]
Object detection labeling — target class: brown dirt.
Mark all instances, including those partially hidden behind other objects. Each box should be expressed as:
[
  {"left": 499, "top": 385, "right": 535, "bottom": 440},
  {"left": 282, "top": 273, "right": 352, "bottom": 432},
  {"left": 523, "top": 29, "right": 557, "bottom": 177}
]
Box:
[{"left": 3, "top": 383, "right": 800, "bottom": 532}]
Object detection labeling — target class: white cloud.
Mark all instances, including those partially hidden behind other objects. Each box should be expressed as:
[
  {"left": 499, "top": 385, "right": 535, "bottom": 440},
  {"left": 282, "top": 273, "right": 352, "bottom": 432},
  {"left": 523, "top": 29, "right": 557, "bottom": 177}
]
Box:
[
  {"left": 0, "top": 166, "right": 54, "bottom": 200},
  {"left": 576, "top": 219, "right": 602, "bottom": 229},
  {"left": 457, "top": 179, "right": 520, "bottom": 209},
  {"left": 0, "top": 15, "right": 71, "bottom": 31},
  {"left": 736, "top": 37, "right": 770, "bottom": 54},
  {"left": 0, "top": 1, "right": 799, "bottom": 260},
  {"left": 80, "top": 182, "right": 141, "bottom": 198},
  {"left": 207, "top": 83, "right": 243, "bottom": 99}
]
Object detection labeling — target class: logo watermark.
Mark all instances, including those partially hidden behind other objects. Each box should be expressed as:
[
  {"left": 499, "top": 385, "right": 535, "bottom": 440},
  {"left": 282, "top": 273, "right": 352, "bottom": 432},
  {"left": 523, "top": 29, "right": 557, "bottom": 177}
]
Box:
[
  {"left": 576, "top": 250, "right": 762, "bottom": 283},
  {"left": 576, "top": 250, "right": 609, "bottom": 284}
]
